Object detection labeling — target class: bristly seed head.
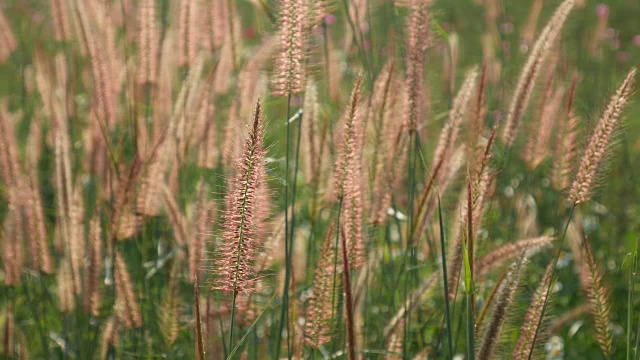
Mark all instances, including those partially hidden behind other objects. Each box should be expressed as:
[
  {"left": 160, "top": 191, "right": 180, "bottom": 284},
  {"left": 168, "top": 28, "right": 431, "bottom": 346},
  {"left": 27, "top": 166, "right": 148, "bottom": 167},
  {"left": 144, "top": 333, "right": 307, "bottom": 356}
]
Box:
[
  {"left": 272, "top": 0, "right": 308, "bottom": 96},
  {"left": 213, "top": 100, "right": 268, "bottom": 294},
  {"left": 501, "top": 0, "right": 574, "bottom": 148},
  {"left": 569, "top": 67, "right": 636, "bottom": 204}
]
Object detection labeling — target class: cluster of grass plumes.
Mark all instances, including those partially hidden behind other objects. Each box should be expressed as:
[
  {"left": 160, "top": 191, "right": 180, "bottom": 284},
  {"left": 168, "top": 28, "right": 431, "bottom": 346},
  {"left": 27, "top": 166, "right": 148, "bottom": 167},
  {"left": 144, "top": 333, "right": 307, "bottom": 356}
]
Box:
[{"left": 0, "top": 0, "right": 639, "bottom": 358}]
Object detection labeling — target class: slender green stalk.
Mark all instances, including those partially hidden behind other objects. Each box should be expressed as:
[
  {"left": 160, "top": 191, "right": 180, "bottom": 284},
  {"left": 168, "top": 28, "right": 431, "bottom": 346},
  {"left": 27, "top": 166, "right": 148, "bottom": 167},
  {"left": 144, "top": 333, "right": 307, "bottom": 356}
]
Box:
[
  {"left": 466, "top": 181, "right": 475, "bottom": 314},
  {"left": 528, "top": 203, "right": 577, "bottom": 360},
  {"left": 403, "top": 129, "right": 420, "bottom": 356},
  {"left": 340, "top": 226, "right": 357, "bottom": 360},
  {"left": 437, "top": 196, "right": 454, "bottom": 358},
  {"left": 75, "top": 304, "right": 82, "bottom": 358},
  {"left": 463, "top": 232, "right": 475, "bottom": 360},
  {"left": 276, "top": 93, "right": 293, "bottom": 359},
  {"left": 64, "top": 312, "right": 70, "bottom": 359},
  {"left": 219, "top": 317, "right": 229, "bottom": 358},
  {"left": 227, "top": 293, "right": 278, "bottom": 360},
  {"left": 195, "top": 279, "right": 205, "bottom": 360},
  {"left": 402, "top": 133, "right": 413, "bottom": 356},
  {"left": 285, "top": 104, "right": 305, "bottom": 358},
  {"left": 628, "top": 241, "right": 638, "bottom": 360},
  {"left": 466, "top": 292, "right": 475, "bottom": 360}
]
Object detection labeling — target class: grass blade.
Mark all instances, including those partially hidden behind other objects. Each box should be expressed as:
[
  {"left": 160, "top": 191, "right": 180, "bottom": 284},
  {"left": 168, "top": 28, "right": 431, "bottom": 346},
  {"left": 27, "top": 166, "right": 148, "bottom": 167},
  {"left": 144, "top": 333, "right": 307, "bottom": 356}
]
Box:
[
  {"left": 463, "top": 234, "right": 475, "bottom": 360},
  {"left": 437, "top": 195, "right": 454, "bottom": 358}
]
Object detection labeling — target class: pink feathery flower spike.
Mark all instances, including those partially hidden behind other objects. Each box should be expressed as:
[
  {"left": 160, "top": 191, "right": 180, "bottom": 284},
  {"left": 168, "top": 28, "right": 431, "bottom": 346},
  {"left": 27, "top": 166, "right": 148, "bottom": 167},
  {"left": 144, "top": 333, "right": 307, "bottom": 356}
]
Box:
[
  {"left": 50, "top": 0, "right": 72, "bottom": 42},
  {"left": 334, "top": 76, "right": 363, "bottom": 199},
  {"left": 272, "top": 0, "right": 307, "bottom": 96},
  {"left": 305, "top": 226, "right": 337, "bottom": 348},
  {"left": 332, "top": 76, "right": 366, "bottom": 267},
  {"left": 114, "top": 251, "right": 143, "bottom": 328},
  {"left": 138, "top": 0, "right": 158, "bottom": 85},
  {"left": 501, "top": 0, "right": 574, "bottom": 147},
  {"left": 569, "top": 67, "right": 636, "bottom": 204},
  {"left": 404, "top": 0, "right": 432, "bottom": 132},
  {"left": 0, "top": 8, "right": 16, "bottom": 63},
  {"left": 214, "top": 100, "right": 268, "bottom": 294}
]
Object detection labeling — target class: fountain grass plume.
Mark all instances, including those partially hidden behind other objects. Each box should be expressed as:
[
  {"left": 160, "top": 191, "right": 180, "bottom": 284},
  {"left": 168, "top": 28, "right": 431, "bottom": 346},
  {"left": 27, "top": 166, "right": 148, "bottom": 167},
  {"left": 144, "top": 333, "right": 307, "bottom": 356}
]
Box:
[
  {"left": 501, "top": 0, "right": 574, "bottom": 148},
  {"left": 305, "top": 225, "right": 338, "bottom": 349},
  {"left": 513, "top": 262, "right": 554, "bottom": 360},
  {"left": 213, "top": 100, "right": 268, "bottom": 350},
  {"left": 214, "top": 100, "right": 267, "bottom": 294},
  {"left": 569, "top": 67, "right": 636, "bottom": 204},
  {"left": 273, "top": 0, "right": 308, "bottom": 96},
  {"left": 582, "top": 236, "right": 613, "bottom": 358},
  {"left": 477, "top": 255, "right": 528, "bottom": 360}
]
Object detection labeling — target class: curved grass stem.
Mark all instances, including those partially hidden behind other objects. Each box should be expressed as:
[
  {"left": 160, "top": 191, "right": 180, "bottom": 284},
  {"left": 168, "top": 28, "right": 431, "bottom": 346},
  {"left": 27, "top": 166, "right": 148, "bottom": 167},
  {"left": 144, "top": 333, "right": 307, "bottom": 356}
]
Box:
[{"left": 528, "top": 202, "right": 577, "bottom": 360}]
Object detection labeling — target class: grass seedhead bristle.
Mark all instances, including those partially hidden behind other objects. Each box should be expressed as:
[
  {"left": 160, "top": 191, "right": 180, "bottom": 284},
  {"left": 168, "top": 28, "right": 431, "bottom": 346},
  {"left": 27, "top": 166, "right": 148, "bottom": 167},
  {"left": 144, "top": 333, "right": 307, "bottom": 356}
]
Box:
[
  {"left": 477, "top": 255, "right": 528, "bottom": 360},
  {"left": 582, "top": 236, "right": 613, "bottom": 358}
]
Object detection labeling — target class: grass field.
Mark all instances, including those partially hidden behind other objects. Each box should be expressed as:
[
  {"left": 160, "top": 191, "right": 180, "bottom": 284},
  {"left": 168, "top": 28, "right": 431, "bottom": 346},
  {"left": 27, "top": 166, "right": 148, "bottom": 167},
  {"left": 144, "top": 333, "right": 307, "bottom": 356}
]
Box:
[{"left": 0, "top": 0, "right": 639, "bottom": 358}]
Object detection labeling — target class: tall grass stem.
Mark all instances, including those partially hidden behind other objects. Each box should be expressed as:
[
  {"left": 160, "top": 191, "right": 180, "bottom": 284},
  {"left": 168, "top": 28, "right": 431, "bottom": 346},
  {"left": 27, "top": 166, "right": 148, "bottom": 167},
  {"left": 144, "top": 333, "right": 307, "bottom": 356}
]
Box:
[
  {"left": 276, "top": 93, "right": 293, "bottom": 359},
  {"left": 438, "top": 196, "right": 454, "bottom": 358},
  {"left": 528, "top": 203, "right": 576, "bottom": 360}
]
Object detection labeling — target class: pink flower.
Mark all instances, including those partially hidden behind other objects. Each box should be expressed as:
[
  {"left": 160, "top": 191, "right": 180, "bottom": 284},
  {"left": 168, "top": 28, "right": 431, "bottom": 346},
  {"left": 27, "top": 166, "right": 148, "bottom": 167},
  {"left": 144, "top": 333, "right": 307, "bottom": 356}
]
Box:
[
  {"left": 324, "top": 14, "right": 336, "bottom": 25},
  {"left": 596, "top": 4, "right": 609, "bottom": 18}
]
